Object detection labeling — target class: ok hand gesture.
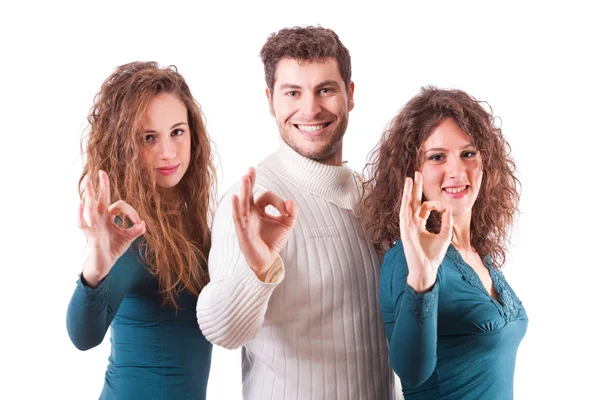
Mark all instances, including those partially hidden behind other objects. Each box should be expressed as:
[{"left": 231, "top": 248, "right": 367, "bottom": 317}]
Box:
[
  {"left": 232, "top": 167, "right": 298, "bottom": 281},
  {"left": 79, "top": 170, "right": 146, "bottom": 287},
  {"left": 400, "top": 171, "right": 453, "bottom": 293}
]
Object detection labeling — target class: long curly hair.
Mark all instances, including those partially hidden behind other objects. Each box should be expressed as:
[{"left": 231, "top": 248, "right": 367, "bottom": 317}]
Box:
[
  {"left": 358, "top": 86, "right": 519, "bottom": 267},
  {"left": 80, "top": 61, "right": 217, "bottom": 308}
]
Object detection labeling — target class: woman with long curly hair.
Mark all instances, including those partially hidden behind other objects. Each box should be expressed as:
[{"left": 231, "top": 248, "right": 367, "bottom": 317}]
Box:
[
  {"left": 359, "top": 86, "right": 528, "bottom": 399},
  {"left": 66, "top": 61, "right": 217, "bottom": 399}
]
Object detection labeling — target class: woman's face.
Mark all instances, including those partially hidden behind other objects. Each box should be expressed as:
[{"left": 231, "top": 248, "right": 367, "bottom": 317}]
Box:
[
  {"left": 419, "top": 118, "right": 483, "bottom": 219},
  {"left": 140, "top": 92, "right": 191, "bottom": 195}
]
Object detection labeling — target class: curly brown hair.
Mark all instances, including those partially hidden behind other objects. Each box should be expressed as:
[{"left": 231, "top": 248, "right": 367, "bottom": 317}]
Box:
[
  {"left": 259, "top": 25, "right": 351, "bottom": 91},
  {"left": 80, "top": 61, "right": 217, "bottom": 308},
  {"left": 358, "top": 86, "right": 519, "bottom": 267}
]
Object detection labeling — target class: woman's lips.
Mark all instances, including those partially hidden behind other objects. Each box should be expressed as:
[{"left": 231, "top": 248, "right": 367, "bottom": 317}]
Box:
[
  {"left": 442, "top": 185, "right": 469, "bottom": 199},
  {"left": 157, "top": 165, "right": 179, "bottom": 176}
]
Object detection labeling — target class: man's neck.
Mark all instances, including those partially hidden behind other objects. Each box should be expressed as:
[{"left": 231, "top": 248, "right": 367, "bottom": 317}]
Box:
[{"left": 319, "top": 151, "right": 343, "bottom": 166}]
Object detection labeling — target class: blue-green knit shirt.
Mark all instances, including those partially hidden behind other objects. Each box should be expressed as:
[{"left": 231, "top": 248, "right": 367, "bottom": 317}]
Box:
[
  {"left": 66, "top": 247, "right": 212, "bottom": 400},
  {"left": 380, "top": 241, "right": 527, "bottom": 400}
]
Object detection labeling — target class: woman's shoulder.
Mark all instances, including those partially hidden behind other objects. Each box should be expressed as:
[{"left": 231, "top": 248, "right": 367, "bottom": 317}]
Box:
[
  {"left": 381, "top": 241, "right": 409, "bottom": 278},
  {"left": 383, "top": 240, "right": 406, "bottom": 263}
]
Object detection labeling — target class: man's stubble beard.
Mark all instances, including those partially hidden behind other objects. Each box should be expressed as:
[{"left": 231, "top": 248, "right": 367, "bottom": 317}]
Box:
[{"left": 278, "top": 112, "right": 349, "bottom": 164}]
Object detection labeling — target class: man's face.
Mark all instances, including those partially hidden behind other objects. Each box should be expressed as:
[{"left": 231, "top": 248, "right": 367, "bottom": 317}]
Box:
[{"left": 267, "top": 58, "right": 354, "bottom": 165}]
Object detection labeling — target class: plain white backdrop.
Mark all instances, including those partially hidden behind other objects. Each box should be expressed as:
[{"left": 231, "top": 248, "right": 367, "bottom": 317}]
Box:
[{"left": 1, "top": 1, "right": 598, "bottom": 399}]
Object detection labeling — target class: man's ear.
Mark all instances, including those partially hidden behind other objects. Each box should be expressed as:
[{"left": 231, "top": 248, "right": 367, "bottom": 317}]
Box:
[
  {"left": 266, "top": 88, "right": 275, "bottom": 117},
  {"left": 348, "top": 81, "right": 355, "bottom": 111}
]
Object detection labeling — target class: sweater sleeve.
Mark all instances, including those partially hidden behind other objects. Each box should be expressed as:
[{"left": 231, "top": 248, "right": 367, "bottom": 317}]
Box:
[
  {"left": 196, "top": 183, "right": 285, "bottom": 349},
  {"left": 66, "top": 248, "right": 146, "bottom": 351},
  {"left": 381, "top": 242, "right": 440, "bottom": 388}
]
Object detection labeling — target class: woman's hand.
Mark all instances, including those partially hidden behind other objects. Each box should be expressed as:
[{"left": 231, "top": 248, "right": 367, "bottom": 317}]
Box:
[
  {"left": 399, "top": 171, "right": 453, "bottom": 292},
  {"left": 79, "top": 170, "right": 146, "bottom": 287}
]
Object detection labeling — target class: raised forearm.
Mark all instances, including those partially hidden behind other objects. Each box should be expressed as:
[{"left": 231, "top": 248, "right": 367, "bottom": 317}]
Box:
[
  {"left": 197, "top": 256, "right": 283, "bottom": 349},
  {"left": 389, "top": 283, "right": 439, "bottom": 388}
]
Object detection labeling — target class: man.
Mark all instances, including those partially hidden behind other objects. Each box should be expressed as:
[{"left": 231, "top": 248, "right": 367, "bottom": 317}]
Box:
[{"left": 197, "top": 26, "right": 397, "bottom": 399}]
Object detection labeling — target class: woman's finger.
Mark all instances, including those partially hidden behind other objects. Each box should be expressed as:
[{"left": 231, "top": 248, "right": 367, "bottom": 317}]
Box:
[
  {"left": 96, "top": 170, "right": 111, "bottom": 214},
  {"left": 399, "top": 177, "right": 413, "bottom": 233},
  {"left": 84, "top": 175, "right": 97, "bottom": 228},
  {"left": 107, "top": 200, "right": 142, "bottom": 225},
  {"left": 124, "top": 221, "right": 146, "bottom": 242},
  {"left": 412, "top": 171, "right": 423, "bottom": 212},
  {"left": 439, "top": 205, "right": 453, "bottom": 240},
  {"left": 418, "top": 200, "right": 446, "bottom": 221},
  {"left": 77, "top": 203, "right": 90, "bottom": 232}
]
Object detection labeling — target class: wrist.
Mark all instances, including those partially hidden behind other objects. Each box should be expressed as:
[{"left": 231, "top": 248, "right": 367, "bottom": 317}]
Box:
[
  {"left": 81, "top": 268, "right": 106, "bottom": 288},
  {"left": 82, "top": 257, "right": 110, "bottom": 288},
  {"left": 406, "top": 272, "right": 436, "bottom": 293},
  {"left": 253, "top": 265, "right": 273, "bottom": 282},
  {"left": 251, "top": 258, "right": 282, "bottom": 283}
]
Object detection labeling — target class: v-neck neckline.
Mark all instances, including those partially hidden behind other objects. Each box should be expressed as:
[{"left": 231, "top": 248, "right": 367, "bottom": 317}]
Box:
[
  {"left": 446, "top": 244, "right": 517, "bottom": 319},
  {"left": 449, "top": 245, "right": 499, "bottom": 301},
  {"left": 445, "top": 244, "right": 522, "bottom": 322}
]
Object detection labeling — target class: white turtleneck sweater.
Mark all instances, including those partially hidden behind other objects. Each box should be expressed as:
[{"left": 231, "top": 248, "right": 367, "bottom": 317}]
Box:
[{"left": 197, "top": 141, "right": 398, "bottom": 400}]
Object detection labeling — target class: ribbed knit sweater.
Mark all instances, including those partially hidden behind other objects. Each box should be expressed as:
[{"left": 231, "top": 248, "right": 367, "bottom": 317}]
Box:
[{"left": 197, "top": 141, "right": 397, "bottom": 400}]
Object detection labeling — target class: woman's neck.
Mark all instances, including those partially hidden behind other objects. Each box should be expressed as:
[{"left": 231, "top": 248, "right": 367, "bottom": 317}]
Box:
[
  {"left": 451, "top": 213, "right": 473, "bottom": 251},
  {"left": 158, "top": 185, "right": 181, "bottom": 202}
]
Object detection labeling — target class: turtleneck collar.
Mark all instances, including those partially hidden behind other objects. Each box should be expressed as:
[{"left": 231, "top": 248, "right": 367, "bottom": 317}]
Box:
[{"left": 259, "top": 139, "right": 360, "bottom": 210}]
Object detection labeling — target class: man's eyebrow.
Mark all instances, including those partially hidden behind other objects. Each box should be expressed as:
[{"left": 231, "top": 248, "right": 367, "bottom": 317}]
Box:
[
  {"left": 279, "top": 84, "right": 302, "bottom": 90},
  {"left": 315, "top": 80, "right": 341, "bottom": 89}
]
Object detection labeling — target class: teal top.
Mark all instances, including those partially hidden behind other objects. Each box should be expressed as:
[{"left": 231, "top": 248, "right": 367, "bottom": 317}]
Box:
[
  {"left": 66, "top": 247, "right": 212, "bottom": 400},
  {"left": 380, "top": 241, "right": 527, "bottom": 400}
]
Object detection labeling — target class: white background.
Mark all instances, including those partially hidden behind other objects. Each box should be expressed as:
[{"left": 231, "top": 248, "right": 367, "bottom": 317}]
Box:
[{"left": 1, "top": 1, "right": 598, "bottom": 399}]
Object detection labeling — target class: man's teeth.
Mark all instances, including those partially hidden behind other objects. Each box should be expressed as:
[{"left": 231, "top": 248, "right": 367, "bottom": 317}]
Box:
[
  {"left": 444, "top": 186, "right": 467, "bottom": 194},
  {"left": 297, "top": 124, "right": 325, "bottom": 133}
]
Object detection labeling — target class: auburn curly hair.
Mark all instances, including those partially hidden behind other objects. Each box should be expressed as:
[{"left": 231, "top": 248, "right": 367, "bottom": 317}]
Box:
[
  {"left": 79, "top": 61, "right": 217, "bottom": 308},
  {"left": 358, "top": 86, "right": 519, "bottom": 267}
]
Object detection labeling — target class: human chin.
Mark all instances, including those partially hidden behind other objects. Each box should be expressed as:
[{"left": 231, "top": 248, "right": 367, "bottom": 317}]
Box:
[
  {"left": 157, "top": 169, "right": 186, "bottom": 190},
  {"left": 442, "top": 193, "right": 477, "bottom": 217},
  {"left": 156, "top": 177, "right": 177, "bottom": 189},
  {"left": 284, "top": 124, "right": 343, "bottom": 160}
]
